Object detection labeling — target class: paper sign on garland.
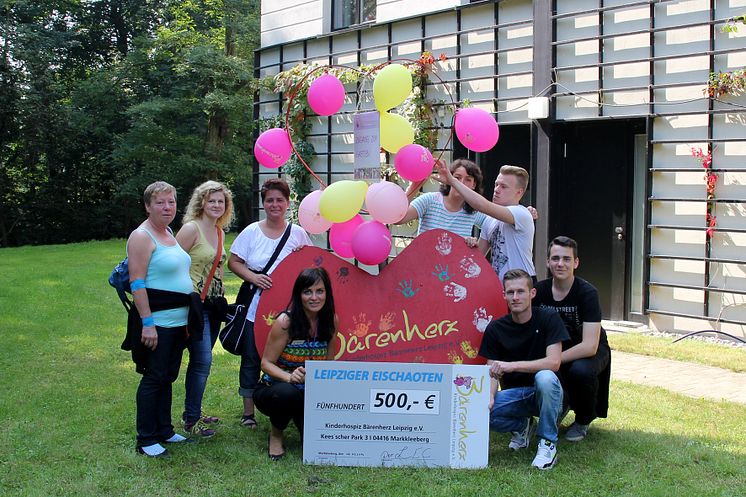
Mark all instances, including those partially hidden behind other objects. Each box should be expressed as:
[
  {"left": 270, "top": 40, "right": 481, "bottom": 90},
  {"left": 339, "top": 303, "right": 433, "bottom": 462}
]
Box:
[{"left": 353, "top": 111, "right": 381, "bottom": 182}]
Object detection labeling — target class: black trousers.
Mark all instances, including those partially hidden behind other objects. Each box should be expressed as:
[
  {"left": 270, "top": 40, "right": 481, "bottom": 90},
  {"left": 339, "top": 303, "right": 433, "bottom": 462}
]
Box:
[
  {"left": 560, "top": 343, "right": 611, "bottom": 425},
  {"left": 253, "top": 382, "right": 305, "bottom": 436},
  {"left": 135, "top": 326, "right": 186, "bottom": 447}
]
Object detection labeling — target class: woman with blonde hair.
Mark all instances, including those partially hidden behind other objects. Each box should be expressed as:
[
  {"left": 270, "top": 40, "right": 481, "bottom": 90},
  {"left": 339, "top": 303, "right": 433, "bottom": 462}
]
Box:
[{"left": 176, "top": 180, "right": 234, "bottom": 437}]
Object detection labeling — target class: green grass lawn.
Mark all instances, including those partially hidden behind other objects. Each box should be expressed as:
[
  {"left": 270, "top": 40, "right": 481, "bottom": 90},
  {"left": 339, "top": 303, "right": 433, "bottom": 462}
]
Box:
[
  {"left": 607, "top": 332, "right": 746, "bottom": 373},
  {"left": 1, "top": 240, "right": 745, "bottom": 496}
]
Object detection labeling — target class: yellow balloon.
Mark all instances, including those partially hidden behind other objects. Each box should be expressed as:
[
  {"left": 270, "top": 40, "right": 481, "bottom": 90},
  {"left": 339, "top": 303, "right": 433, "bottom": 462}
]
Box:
[
  {"left": 319, "top": 180, "right": 369, "bottom": 223},
  {"left": 373, "top": 64, "right": 413, "bottom": 112},
  {"left": 380, "top": 112, "right": 415, "bottom": 153}
]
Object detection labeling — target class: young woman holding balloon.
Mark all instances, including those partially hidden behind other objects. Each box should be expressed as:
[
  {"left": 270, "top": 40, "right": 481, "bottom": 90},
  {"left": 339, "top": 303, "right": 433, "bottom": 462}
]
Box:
[{"left": 396, "top": 158, "right": 487, "bottom": 242}]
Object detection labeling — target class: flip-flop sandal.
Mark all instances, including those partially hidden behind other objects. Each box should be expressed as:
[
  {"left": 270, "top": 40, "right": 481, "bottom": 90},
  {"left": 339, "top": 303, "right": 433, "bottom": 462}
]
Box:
[{"left": 240, "top": 414, "right": 257, "bottom": 428}]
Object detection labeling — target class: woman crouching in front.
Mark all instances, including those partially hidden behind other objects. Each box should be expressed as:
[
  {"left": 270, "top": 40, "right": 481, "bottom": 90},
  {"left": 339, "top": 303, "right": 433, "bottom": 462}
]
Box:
[{"left": 253, "top": 267, "right": 338, "bottom": 461}]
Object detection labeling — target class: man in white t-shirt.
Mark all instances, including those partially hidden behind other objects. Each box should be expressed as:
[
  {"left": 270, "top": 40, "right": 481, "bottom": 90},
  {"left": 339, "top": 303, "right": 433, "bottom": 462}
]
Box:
[{"left": 436, "top": 164, "right": 535, "bottom": 282}]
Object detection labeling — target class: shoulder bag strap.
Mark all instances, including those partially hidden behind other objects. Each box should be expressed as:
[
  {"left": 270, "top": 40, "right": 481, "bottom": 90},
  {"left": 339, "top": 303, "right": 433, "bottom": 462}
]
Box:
[
  {"left": 260, "top": 223, "right": 292, "bottom": 274},
  {"left": 200, "top": 227, "right": 223, "bottom": 302},
  {"left": 234, "top": 223, "right": 293, "bottom": 305}
]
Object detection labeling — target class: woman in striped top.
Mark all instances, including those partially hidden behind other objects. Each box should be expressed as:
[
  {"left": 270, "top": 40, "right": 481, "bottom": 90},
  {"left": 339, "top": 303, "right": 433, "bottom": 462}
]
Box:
[
  {"left": 397, "top": 158, "right": 486, "bottom": 241},
  {"left": 253, "top": 267, "right": 338, "bottom": 461}
]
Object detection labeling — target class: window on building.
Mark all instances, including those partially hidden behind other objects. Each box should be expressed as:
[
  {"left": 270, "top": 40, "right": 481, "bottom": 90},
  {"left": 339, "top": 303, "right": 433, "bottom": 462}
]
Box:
[{"left": 333, "top": 0, "right": 376, "bottom": 30}]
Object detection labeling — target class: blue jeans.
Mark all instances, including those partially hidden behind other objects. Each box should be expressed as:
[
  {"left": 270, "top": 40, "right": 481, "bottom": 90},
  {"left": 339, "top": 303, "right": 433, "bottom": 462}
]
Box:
[
  {"left": 183, "top": 311, "right": 217, "bottom": 424},
  {"left": 239, "top": 320, "right": 261, "bottom": 398},
  {"left": 489, "top": 370, "right": 564, "bottom": 443},
  {"left": 136, "top": 326, "right": 186, "bottom": 447}
]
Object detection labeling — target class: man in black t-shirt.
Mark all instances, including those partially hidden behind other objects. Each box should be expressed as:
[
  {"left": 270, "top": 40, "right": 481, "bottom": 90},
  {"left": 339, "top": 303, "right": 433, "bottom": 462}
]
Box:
[
  {"left": 534, "top": 236, "right": 612, "bottom": 442},
  {"left": 478, "top": 269, "right": 568, "bottom": 470}
]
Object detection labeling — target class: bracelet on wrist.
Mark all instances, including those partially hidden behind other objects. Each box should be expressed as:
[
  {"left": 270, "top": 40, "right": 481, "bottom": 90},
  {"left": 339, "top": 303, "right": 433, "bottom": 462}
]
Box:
[
  {"left": 130, "top": 279, "right": 146, "bottom": 292},
  {"left": 141, "top": 315, "right": 155, "bottom": 327}
]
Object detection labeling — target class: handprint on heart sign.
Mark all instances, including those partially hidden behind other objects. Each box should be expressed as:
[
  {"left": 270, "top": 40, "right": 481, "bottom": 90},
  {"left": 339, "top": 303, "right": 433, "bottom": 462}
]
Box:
[
  {"left": 432, "top": 264, "right": 450, "bottom": 282},
  {"left": 472, "top": 307, "right": 492, "bottom": 332},
  {"left": 262, "top": 311, "right": 278, "bottom": 327},
  {"left": 443, "top": 281, "right": 467, "bottom": 302},
  {"left": 397, "top": 279, "right": 419, "bottom": 298},
  {"left": 350, "top": 312, "right": 371, "bottom": 338},
  {"left": 447, "top": 350, "right": 464, "bottom": 364},
  {"left": 378, "top": 312, "right": 396, "bottom": 332},
  {"left": 460, "top": 340, "right": 478, "bottom": 359},
  {"left": 435, "top": 232, "right": 453, "bottom": 256},
  {"left": 460, "top": 256, "right": 481, "bottom": 279}
]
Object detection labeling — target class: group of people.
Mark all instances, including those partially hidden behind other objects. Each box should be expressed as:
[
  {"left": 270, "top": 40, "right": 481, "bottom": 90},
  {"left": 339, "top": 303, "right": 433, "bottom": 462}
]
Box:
[
  {"left": 124, "top": 158, "right": 611, "bottom": 469},
  {"left": 430, "top": 160, "right": 612, "bottom": 470},
  {"left": 126, "top": 178, "right": 333, "bottom": 459}
]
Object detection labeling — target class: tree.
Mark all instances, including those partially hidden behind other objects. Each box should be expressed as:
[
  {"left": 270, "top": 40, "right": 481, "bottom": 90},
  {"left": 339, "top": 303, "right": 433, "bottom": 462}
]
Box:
[{"left": 0, "top": 0, "right": 261, "bottom": 246}]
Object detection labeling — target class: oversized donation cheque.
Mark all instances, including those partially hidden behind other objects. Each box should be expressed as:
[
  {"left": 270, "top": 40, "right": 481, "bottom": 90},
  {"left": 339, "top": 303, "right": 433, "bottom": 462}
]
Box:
[{"left": 303, "top": 361, "right": 490, "bottom": 468}]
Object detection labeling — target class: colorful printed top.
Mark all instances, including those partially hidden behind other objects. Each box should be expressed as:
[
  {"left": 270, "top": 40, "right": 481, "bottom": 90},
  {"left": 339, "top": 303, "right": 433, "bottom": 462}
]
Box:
[{"left": 261, "top": 339, "right": 329, "bottom": 390}]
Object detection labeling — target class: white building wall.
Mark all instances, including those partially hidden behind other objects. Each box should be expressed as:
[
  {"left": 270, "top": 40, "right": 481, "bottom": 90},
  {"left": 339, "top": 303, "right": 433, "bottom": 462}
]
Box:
[
  {"left": 551, "top": 0, "right": 746, "bottom": 336},
  {"left": 645, "top": 0, "right": 746, "bottom": 336},
  {"left": 257, "top": 0, "right": 746, "bottom": 336},
  {"left": 377, "top": 0, "right": 462, "bottom": 24},
  {"left": 261, "top": 1, "right": 474, "bottom": 47},
  {"left": 261, "top": 0, "right": 325, "bottom": 47}
]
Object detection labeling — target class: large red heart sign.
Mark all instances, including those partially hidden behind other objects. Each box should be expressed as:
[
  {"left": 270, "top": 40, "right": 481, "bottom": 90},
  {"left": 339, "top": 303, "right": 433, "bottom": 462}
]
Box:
[{"left": 254, "top": 229, "right": 508, "bottom": 364}]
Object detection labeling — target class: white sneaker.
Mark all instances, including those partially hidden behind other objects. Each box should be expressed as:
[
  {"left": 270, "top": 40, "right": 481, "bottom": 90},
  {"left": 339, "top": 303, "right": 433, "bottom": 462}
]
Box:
[
  {"left": 164, "top": 433, "right": 188, "bottom": 443},
  {"left": 531, "top": 438, "right": 558, "bottom": 470},
  {"left": 565, "top": 422, "right": 589, "bottom": 442},
  {"left": 137, "top": 443, "right": 168, "bottom": 457},
  {"left": 508, "top": 417, "right": 535, "bottom": 450}
]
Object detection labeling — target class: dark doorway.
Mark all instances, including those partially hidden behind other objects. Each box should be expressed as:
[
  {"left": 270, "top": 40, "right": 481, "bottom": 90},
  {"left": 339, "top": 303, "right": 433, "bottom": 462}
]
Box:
[
  {"left": 454, "top": 124, "right": 531, "bottom": 202},
  {"left": 549, "top": 119, "right": 645, "bottom": 319}
]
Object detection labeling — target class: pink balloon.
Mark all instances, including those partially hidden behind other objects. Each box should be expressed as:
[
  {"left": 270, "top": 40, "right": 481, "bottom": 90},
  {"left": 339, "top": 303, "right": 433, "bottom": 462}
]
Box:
[
  {"left": 351, "top": 221, "right": 392, "bottom": 265},
  {"left": 329, "top": 215, "right": 364, "bottom": 258},
  {"left": 307, "top": 74, "right": 345, "bottom": 116},
  {"left": 365, "top": 181, "right": 408, "bottom": 224},
  {"left": 394, "top": 144, "right": 434, "bottom": 182},
  {"left": 254, "top": 128, "right": 292, "bottom": 168},
  {"left": 454, "top": 108, "right": 500, "bottom": 153},
  {"left": 298, "top": 190, "right": 332, "bottom": 234}
]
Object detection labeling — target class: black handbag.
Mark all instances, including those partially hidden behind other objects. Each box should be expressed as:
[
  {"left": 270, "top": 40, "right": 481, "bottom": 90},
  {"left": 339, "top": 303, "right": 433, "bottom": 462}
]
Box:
[{"left": 218, "top": 224, "right": 292, "bottom": 355}]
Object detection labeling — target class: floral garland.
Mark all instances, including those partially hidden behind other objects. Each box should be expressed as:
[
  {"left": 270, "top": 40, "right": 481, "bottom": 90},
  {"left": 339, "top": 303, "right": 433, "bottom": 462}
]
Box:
[
  {"left": 707, "top": 15, "right": 746, "bottom": 98},
  {"left": 706, "top": 68, "right": 746, "bottom": 98},
  {"left": 691, "top": 147, "right": 717, "bottom": 238},
  {"left": 254, "top": 52, "right": 447, "bottom": 202}
]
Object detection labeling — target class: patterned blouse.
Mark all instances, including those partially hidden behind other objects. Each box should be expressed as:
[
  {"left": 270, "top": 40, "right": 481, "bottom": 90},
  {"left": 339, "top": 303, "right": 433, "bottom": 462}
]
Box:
[{"left": 261, "top": 339, "right": 328, "bottom": 390}]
